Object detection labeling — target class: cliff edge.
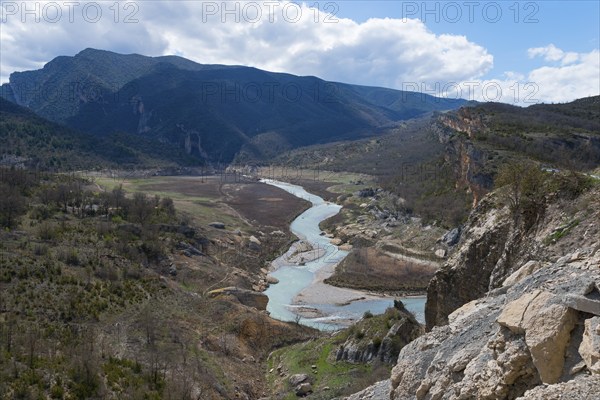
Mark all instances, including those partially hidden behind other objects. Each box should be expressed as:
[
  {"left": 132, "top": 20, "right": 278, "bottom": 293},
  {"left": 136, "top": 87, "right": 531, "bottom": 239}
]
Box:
[{"left": 346, "top": 176, "right": 600, "bottom": 399}]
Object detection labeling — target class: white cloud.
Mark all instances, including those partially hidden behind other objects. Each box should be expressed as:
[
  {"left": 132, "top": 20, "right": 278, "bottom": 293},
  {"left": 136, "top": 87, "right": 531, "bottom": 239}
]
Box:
[
  {"left": 432, "top": 46, "right": 599, "bottom": 105},
  {"left": 0, "top": 1, "right": 492, "bottom": 88},
  {"left": 1, "top": 2, "right": 597, "bottom": 104},
  {"left": 526, "top": 49, "right": 600, "bottom": 103},
  {"left": 528, "top": 44, "right": 566, "bottom": 62},
  {"left": 528, "top": 43, "right": 581, "bottom": 66}
]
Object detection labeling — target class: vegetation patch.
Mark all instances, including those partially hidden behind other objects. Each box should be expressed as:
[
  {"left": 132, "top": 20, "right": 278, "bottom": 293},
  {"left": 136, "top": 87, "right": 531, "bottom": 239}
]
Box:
[{"left": 544, "top": 219, "right": 580, "bottom": 245}]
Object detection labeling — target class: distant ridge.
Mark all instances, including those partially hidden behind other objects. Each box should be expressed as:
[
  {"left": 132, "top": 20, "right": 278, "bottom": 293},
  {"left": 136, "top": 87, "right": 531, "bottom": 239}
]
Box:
[{"left": 1, "top": 49, "right": 467, "bottom": 163}]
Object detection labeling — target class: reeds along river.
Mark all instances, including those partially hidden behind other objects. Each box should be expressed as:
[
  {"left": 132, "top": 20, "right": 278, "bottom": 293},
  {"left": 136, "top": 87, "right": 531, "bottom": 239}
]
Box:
[{"left": 261, "top": 179, "right": 425, "bottom": 331}]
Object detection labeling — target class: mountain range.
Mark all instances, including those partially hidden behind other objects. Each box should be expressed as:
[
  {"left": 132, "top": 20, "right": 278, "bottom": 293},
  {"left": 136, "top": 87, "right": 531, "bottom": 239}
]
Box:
[{"left": 1, "top": 48, "right": 467, "bottom": 164}]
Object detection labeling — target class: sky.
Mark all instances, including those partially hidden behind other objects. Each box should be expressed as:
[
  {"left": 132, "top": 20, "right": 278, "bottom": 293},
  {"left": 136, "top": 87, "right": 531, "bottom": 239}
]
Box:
[{"left": 0, "top": 0, "right": 599, "bottom": 104}]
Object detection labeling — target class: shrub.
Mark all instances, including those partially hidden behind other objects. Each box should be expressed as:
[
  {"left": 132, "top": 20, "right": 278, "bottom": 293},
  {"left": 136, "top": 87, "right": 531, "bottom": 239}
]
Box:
[
  {"left": 38, "top": 222, "right": 58, "bottom": 241},
  {"left": 372, "top": 336, "right": 382, "bottom": 349},
  {"left": 58, "top": 248, "right": 80, "bottom": 266},
  {"left": 495, "top": 161, "right": 548, "bottom": 228},
  {"left": 30, "top": 205, "right": 53, "bottom": 221},
  {"left": 33, "top": 244, "right": 49, "bottom": 256}
]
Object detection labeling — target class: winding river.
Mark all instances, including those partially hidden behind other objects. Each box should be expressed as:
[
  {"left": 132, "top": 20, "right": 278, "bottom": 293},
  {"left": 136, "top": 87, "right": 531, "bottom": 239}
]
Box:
[{"left": 261, "top": 179, "right": 426, "bottom": 331}]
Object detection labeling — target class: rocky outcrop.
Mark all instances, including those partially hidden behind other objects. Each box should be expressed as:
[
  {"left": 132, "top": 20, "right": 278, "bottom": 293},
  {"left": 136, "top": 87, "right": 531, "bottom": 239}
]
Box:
[
  {"left": 426, "top": 186, "right": 600, "bottom": 330},
  {"left": 438, "top": 108, "right": 487, "bottom": 139},
  {"left": 435, "top": 113, "right": 494, "bottom": 206},
  {"left": 390, "top": 249, "right": 600, "bottom": 399},
  {"left": 207, "top": 287, "right": 268, "bottom": 310},
  {"left": 426, "top": 196, "right": 516, "bottom": 329},
  {"left": 385, "top": 185, "right": 600, "bottom": 399},
  {"left": 336, "top": 301, "right": 423, "bottom": 365}
]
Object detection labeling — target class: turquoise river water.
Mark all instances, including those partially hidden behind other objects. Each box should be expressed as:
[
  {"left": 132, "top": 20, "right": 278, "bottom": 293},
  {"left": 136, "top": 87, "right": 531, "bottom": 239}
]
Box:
[{"left": 261, "top": 179, "right": 426, "bottom": 331}]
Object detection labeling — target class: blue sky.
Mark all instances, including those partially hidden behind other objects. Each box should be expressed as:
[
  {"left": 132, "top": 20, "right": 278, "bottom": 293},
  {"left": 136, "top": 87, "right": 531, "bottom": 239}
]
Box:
[
  {"left": 1, "top": 1, "right": 599, "bottom": 104},
  {"left": 331, "top": 0, "right": 600, "bottom": 77}
]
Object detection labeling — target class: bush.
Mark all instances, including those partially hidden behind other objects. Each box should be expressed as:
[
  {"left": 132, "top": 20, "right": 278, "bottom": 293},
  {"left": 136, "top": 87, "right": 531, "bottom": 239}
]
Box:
[
  {"left": 495, "top": 161, "right": 548, "bottom": 228},
  {"left": 33, "top": 244, "right": 49, "bottom": 256},
  {"left": 372, "top": 336, "right": 382, "bottom": 349},
  {"left": 30, "top": 205, "right": 53, "bottom": 221},
  {"left": 552, "top": 170, "right": 595, "bottom": 198},
  {"left": 38, "top": 222, "right": 59, "bottom": 241},
  {"left": 363, "top": 310, "right": 374, "bottom": 319},
  {"left": 58, "top": 248, "right": 80, "bottom": 266}
]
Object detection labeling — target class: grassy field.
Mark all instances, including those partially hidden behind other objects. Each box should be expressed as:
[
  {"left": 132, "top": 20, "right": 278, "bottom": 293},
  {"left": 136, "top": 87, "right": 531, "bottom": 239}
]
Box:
[
  {"left": 92, "top": 175, "right": 309, "bottom": 233},
  {"left": 266, "top": 305, "right": 420, "bottom": 399}
]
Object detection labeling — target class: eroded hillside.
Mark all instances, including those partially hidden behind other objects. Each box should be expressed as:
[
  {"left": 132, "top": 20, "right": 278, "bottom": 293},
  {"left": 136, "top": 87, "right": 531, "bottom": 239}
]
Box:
[{"left": 347, "top": 171, "right": 600, "bottom": 399}]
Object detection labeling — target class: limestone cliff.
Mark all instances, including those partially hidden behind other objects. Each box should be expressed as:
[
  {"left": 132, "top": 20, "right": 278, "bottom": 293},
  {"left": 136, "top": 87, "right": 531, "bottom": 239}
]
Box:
[
  {"left": 435, "top": 111, "right": 494, "bottom": 207},
  {"left": 426, "top": 183, "right": 599, "bottom": 330},
  {"left": 345, "top": 183, "right": 600, "bottom": 400}
]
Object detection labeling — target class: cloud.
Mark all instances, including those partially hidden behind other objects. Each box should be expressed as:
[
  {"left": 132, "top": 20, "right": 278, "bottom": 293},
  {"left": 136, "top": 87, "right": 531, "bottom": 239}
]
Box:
[
  {"left": 0, "top": 2, "right": 597, "bottom": 104},
  {"left": 526, "top": 48, "right": 600, "bottom": 103},
  {"left": 528, "top": 44, "right": 580, "bottom": 66},
  {"left": 0, "top": 1, "right": 492, "bottom": 88},
  {"left": 431, "top": 46, "right": 599, "bottom": 105}
]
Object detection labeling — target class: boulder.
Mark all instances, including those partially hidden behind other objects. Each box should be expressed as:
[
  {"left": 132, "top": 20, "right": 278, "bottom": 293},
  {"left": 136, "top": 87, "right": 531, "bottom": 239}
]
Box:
[
  {"left": 497, "top": 290, "right": 578, "bottom": 383},
  {"left": 209, "top": 222, "right": 225, "bottom": 229},
  {"left": 288, "top": 374, "right": 309, "bottom": 386},
  {"left": 579, "top": 316, "right": 600, "bottom": 374},
  {"left": 434, "top": 249, "right": 447, "bottom": 258},
  {"left": 295, "top": 382, "right": 312, "bottom": 396},
  {"left": 248, "top": 235, "right": 261, "bottom": 251},
  {"left": 525, "top": 303, "right": 578, "bottom": 384},
  {"left": 249, "top": 235, "right": 261, "bottom": 245},
  {"left": 441, "top": 227, "right": 461, "bottom": 246},
  {"left": 178, "top": 241, "right": 204, "bottom": 257},
  {"left": 561, "top": 294, "right": 600, "bottom": 316},
  {"left": 242, "top": 355, "right": 255, "bottom": 363},
  {"left": 497, "top": 290, "right": 548, "bottom": 334},
  {"left": 503, "top": 260, "right": 545, "bottom": 287},
  {"left": 357, "top": 188, "right": 375, "bottom": 198},
  {"left": 266, "top": 275, "right": 279, "bottom": 284}
]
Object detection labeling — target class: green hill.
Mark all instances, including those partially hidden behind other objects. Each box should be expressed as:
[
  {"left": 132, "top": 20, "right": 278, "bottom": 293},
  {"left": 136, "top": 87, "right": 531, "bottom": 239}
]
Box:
[{"left": 0, "top": 97, "right": 196, "bottom": 170}]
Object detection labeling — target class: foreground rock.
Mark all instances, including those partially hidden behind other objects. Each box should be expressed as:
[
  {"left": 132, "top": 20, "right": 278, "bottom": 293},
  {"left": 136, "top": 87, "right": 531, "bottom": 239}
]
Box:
[
  {"left": 389, "top": 249, "right": 600, "bottom": 399},
  {"left": 349, "top": 186, "right": 600, "bottom": 399},
  {"left": 579, "top": 316, "right": 600, "bottom": 375},
  {"left": 426, "top": 187, "right": 600, "bottom": 330},
  {"left": 343, "top": 379, "right": 391, "bottom": 400},
  {"left": 517, "top": 375, "right": 600, "bottom": 399}
]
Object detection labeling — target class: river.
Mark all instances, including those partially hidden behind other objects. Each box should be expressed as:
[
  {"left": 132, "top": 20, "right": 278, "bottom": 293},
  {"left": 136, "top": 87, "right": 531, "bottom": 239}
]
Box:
[{"left": 261, "top": 179, "right": 426, "bottom": 331}]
